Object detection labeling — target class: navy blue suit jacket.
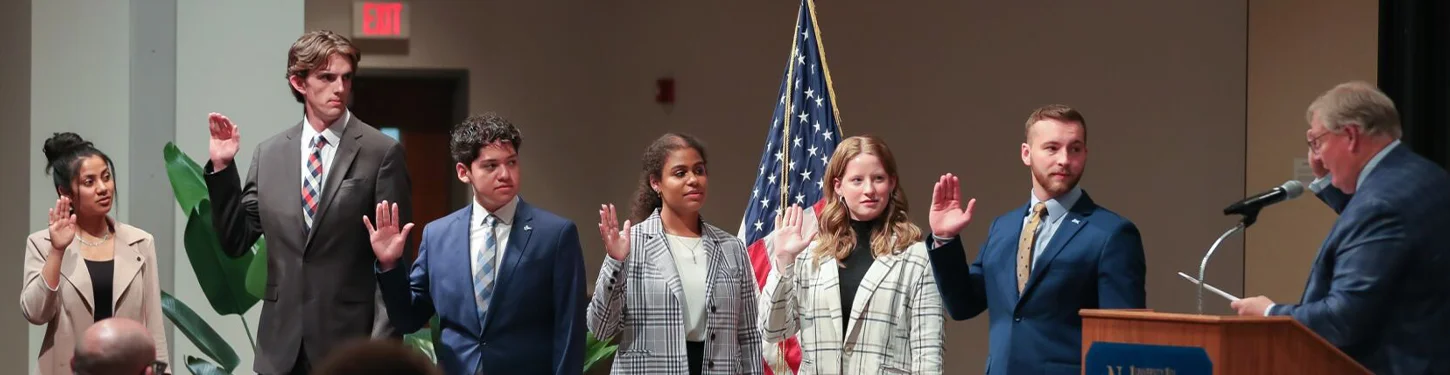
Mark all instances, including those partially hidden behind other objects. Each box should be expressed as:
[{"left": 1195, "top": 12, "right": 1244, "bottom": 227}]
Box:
[
  {"left": 377, "top": 199, "right": 587, "bottom": 375},
  {"left": 929, "top": 192, "right": 1146, "bottom": 375},
  {"left": 1270, "top": 146, "right": 1450, "bottom": 375}
]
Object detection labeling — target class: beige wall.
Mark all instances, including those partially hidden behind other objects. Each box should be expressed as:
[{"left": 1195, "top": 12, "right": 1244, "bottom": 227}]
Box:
[
  {"left": 0, "top": 0, "right": 1377, "bottom": 372},
  {"left": 1, "top": 0, "right": 30, "bottom": 373},
  {"left": 1244, "top": 1, "right": 1378, "bottom": 303},
  {"left": 309, "top": 0, "right": 1249, "bottom": 371}
]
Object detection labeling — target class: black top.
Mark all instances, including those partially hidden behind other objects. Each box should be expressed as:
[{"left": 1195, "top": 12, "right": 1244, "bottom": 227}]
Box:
[
  {"left": 86, "top": 259, "right": 114, "bottom": 322},
  {"left": 838, "top": 219, "right": 877, "bottom": 334}
]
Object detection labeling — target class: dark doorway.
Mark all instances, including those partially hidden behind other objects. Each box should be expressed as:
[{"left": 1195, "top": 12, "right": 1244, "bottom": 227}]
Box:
[{"left": 351, "top": 69, "right": 469, "bottom": 254}]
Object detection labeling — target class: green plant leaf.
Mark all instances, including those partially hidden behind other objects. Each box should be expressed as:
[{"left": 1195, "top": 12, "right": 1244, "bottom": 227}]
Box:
[
  {"left": 429, "top": 315, "right": 441, "bottom": 353},
  {"left": 184, "top": 355, "right": 232, "bottom": 375},
  {"left": 583, "top": 335, "right": 618, "bottom": 372},
  {"left": 244, "top": 238, "right": 267, "bottom": 300},
  {"left": 181, "top": 205, "right": 259, "bottom": 315},
  {"left": 160, "top": 291, "right": 239, "bottom": 372},
  {"left": 163, "top": 142, "right": 209, "bottom": 214},
  {"left": 403, "top": 330, "right": 436, "bottom": 364}
]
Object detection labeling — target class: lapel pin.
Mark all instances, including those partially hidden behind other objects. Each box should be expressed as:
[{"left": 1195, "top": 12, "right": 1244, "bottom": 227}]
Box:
[
  {"left": 524, "top": 225, "right": 532, "bottom": 231},
  {"left": 1071, "top": 218, "right": 1081, "bottom": 225}
]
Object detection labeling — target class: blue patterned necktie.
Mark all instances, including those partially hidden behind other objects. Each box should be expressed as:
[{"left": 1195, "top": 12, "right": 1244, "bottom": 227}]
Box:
[{"left": 474, "top": 214, "right": 498, "bottom": 323}]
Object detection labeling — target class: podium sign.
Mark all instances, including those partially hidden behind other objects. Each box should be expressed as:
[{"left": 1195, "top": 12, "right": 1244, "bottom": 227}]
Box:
[{"left": 1085, "top": 342, "right": 1212, "bottom": 375}]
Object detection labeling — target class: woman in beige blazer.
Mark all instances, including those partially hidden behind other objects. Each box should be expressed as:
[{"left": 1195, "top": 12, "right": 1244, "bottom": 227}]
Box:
[
  {"left": 761, "top": 135, "right": 944, "bottom": 375},
  {"left": 21, "top": 132, "right": 169, "bottom": 375}
]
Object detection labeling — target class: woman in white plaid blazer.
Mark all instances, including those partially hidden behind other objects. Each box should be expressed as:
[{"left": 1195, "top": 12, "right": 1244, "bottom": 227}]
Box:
[
  {"left": 761, "top": 135, "right": 945, "bottom": 375},
  {"left": 589, "top": 133, "right": 765, "bottom": 375}
]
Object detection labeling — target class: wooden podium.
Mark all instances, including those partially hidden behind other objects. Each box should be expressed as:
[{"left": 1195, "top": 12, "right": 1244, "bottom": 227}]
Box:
[{"left": 1079, "top": 309, "right": 1371, "bottom": 375}]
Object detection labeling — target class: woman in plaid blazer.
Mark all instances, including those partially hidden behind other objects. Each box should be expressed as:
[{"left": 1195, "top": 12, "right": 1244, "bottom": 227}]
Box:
[
  {"left": 761, "top": 135, "right": 945, "bottom": 375},
  {"left": 588, "top": 133, "right": 765, "bottom": 375}
]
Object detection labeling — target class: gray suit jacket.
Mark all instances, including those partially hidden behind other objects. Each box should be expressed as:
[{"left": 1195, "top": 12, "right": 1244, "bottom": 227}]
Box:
[{"left": 205, "top": 116, "right": 412, "bottom": 374}]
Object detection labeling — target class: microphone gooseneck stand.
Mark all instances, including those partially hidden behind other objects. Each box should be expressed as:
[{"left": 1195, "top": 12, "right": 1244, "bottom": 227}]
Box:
[{"left": 1198, "top": 207, "right": 1257, "bottom": 314}]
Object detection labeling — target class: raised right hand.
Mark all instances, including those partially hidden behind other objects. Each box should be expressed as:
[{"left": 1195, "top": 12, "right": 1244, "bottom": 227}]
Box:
[
  {"left": 773, "top": 205, "right": 815, "bottom": 265},
  {"left": 1308, "top": 149, "right": 1328, "bottom": 178},
  {"left": 47, "top": 196, "right": 76, "bottom": 252},
  {"left": 208, "top": 112, "right": 241, "bottom": 170},
  {"left": 364, "top": 200, "right": 414, "bottom": 271},
  {"left": 929, "top": 173, "right": 977, "bottom": 238},
  {"left": 598, "top": 204, "right": 632, "bottom": 261}
]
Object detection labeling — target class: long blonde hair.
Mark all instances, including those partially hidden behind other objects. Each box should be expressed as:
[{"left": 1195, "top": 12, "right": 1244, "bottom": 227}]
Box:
[{"left": 814, "top": 135, "right": 921, "bottom": 265}]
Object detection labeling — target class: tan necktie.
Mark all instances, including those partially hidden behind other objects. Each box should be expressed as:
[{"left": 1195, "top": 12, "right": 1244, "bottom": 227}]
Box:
[{"left": 1017, "top": 202, "right": 1048, "bottom": 294}]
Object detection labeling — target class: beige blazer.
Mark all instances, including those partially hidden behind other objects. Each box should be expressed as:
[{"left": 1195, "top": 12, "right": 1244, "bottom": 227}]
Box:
[{"left": 20, "top": 219, "right": 169, "bottom": 375}]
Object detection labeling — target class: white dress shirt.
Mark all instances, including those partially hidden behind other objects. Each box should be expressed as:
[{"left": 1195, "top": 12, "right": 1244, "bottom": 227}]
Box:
[
  {"left": 665, "top": 233, "right": 709, "bottom": 341},
  {"left": 298, "top": 110, "right": 350, "bottom": 203}
]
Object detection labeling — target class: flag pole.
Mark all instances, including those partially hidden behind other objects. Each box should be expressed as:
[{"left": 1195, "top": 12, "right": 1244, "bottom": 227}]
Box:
[
  {"left": 778, "top": 8, "right": 802, "bottom": 220},
  {"left": 769, "top": 3, "right": 805, "bottom": 374},
  {"left": 805, "top": 0, "right": 843, "bottom": 133}
]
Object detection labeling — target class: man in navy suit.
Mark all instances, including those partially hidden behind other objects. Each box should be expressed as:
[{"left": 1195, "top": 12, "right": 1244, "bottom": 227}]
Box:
[
  {"left": 1232, "top": 81, "right": 1450, "bottom": 374},
  {"left": 365, "top": 113, "right": 587, "bottom": 375},
  {"left": 926, "top": 104, "right": 1147, "bottom": 375}
]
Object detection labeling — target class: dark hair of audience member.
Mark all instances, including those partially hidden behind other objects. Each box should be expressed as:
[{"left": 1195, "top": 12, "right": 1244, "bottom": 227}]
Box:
[{"left": 313, "top": 339, "right": 442, "bottom": 375}]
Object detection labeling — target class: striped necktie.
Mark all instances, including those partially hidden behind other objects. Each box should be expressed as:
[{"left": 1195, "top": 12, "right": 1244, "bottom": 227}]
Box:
[
  {"left": 301, "top": 135, "right": 328, "bottom": 234},
  {"left": 474, "top": 214, "right": 499, "bottom": 324}
]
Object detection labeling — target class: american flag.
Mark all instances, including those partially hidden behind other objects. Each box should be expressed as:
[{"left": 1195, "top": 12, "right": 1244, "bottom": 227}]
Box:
[{"left": 737, "top": 0, "right": 842, "bottom": 373}]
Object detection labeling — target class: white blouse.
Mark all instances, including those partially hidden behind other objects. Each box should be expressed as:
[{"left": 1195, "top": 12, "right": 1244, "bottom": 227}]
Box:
[{"left": 665, "top": 233, "right": 709, "bottom": 341}]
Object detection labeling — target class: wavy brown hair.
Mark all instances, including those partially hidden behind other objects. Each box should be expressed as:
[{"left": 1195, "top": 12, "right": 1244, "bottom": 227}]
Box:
[
  {"left": 813, "top": 135, "right": 921, "bottom": 266},
  {"left": 630, "top": 133, "right": 708, "bottom": 223},
  {"left": 285, "top": 30, "right": 360, "bottom": 103}
]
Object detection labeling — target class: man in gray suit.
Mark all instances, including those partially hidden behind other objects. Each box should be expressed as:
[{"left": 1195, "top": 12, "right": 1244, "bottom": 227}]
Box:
[{"left": 203, "top": 30, "right": 412, "bottom": 375}]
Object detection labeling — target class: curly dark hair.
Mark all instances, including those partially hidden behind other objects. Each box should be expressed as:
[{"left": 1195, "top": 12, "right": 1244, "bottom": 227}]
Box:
[
  {"left": 450, "top": 112, "right": 523, "bottom": 165},
  {"left": 42, "top": 132, "right": 114, "bottom": 196},
  {"left": 630, "top": 133, "right": 708, "bottom": 222}
]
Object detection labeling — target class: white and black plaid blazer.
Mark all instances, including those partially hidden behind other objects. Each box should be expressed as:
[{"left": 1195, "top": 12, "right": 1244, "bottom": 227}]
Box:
[
  {"left": 588, "top": 210, "right": 766, "bottom": 375},
  {"left": 760, "top": 240, "right": 945, "bottom": 375}
]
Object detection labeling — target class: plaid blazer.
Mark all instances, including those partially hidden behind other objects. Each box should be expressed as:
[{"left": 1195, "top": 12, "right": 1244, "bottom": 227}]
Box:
[
  {"left": 760, "top": 240, "right": 944, "bottom": 375},
  {"left": 588, "top": 211, "right": 765, "bottom": 375}
]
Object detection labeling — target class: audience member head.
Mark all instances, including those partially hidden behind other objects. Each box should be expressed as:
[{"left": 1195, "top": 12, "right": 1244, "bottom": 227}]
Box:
[
  {"left": 72, "top": 318, "right": 158, "bottom": 375},
  {"left": 313, "top": 339, "right": 441, "bottom": 375}
]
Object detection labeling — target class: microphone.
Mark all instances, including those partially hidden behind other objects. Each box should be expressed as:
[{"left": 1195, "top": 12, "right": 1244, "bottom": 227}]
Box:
[{"left": 1223, "top": 180, "right": 1305, "bottom": 225}]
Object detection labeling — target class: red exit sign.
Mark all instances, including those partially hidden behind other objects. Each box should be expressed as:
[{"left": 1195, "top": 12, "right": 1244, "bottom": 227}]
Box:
[{"left": 352, "top": 2, "right": 409, "bottom": 39}]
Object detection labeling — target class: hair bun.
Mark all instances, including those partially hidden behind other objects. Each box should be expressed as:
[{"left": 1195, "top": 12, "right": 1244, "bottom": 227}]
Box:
[{"left": 42, "top": 132, "right": 92, "bottom": 165}]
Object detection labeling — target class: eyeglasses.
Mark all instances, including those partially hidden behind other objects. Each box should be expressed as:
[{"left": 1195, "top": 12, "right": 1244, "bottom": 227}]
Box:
[{"left": 1306, "top": 131, "right": 1331, "bottom": 154}]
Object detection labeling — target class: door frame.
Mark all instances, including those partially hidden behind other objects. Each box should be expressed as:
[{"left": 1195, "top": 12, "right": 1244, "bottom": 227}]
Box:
[{"left": 353, "top": 68, "right": 472, "bottom": 210}]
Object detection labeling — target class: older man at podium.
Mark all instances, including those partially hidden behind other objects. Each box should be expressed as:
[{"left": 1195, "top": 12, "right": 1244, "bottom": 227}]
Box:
[{"left": 1231, "top": 81, "right": 1450, "bottom": 375}]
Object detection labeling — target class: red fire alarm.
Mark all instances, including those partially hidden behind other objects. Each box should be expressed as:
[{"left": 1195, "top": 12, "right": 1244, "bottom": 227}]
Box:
[{"left": 656, "top": 77, "right": 675, "bottom": 105}]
